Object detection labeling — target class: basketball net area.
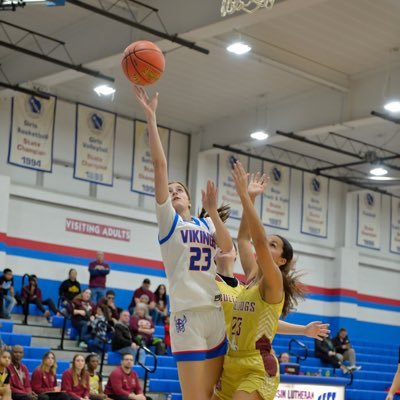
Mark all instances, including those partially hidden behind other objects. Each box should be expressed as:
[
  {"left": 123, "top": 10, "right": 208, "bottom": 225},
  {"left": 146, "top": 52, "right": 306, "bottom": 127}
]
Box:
[{"left": 221, "top": 0, "right": 276, "bottom": 17}]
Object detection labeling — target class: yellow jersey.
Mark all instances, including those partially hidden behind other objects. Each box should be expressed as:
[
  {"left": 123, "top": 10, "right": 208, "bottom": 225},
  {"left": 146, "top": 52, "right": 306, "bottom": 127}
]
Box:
[{"left": 216, "top": 274, "right": 243, "bottom": 334}]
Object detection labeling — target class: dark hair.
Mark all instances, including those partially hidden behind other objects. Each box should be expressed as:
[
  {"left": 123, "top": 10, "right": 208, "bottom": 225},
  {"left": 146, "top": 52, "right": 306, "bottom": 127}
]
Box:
[
  {"left": 143, "top": 278, "right": 150, "bottom": 284},
  {"left": 85, "top": 353, "right": 98, "bottom": 365},
  {"left": 275, "top": 235, "right": 305, "bottom": 318},
  {"left": 339, "top": 328, "right": 347, "bottom": 333},
  {"left": 3, "top": 268, "right": 12, "bottom": 274},
  {"left": 121, "top": 353, "right": 134, "bottom": 360},
  {"left": 154, "top": 284, "right": 167, "bottom": 304},
  {"left": 68, "top": 268, "right": 77, "bottom": 277},
  {"left": 106, "top": 290, "right": 115, "bottom": 297},
  {"left": 198, "top": 204, "right": 231, "bottom": 223}
]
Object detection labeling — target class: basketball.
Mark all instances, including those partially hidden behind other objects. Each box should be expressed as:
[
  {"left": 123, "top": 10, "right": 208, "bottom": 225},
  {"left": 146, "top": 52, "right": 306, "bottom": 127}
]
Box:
[{"left": 121, "top": 40, "right": 165, "bottom": 86}]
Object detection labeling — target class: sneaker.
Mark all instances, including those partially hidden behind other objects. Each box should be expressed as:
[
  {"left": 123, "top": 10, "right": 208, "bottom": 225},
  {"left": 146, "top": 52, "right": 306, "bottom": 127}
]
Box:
[
  {"left": 79, "top": 341, "right": 88, "bottom": 350},
  {"left": 340, "top": 365, "right": 350, "bottom": 374},
  {"left": 349, "top": 365, "right": 362, "bottom": 371}
]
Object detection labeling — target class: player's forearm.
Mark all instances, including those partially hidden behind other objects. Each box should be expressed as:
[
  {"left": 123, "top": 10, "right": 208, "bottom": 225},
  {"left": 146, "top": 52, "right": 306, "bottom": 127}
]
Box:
[
  {"left": 277, "top": 320, "right": 305, "bottom": 335},
  {"left": 208, "top": 209, "right": 232, "bottom": 253}
]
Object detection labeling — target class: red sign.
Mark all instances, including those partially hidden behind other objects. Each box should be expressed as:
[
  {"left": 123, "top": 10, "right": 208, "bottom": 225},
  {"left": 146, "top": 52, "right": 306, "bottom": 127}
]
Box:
[{"left": 65, "top": 218, "right": 131, "bottom": 242}]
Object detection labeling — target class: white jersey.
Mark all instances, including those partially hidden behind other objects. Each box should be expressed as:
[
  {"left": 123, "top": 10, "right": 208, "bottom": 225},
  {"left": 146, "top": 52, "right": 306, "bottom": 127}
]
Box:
[{"left": 156, "top": 197, "right": 221, "bottom": 313}]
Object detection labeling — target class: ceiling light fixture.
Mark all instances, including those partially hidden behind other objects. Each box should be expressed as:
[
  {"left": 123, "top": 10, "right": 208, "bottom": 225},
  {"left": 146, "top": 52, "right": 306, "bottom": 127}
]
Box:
[
  {"left": 368, "top": 176, "right": 397, "bottom": 181},
  {"left": 226, "top": 42, "right": 251, "bottom": 55},
  {"left": 94, "top": 85, "right": 116, "bottom": 96},
  {"left": 369, "top": 166, "right": 388, "bottom": 176},
  {"left": 384, "top": 101, "right": 400, "bottom": 113},
  {"left": 250, "top": 130, "right": 269, "bottom": 141}
]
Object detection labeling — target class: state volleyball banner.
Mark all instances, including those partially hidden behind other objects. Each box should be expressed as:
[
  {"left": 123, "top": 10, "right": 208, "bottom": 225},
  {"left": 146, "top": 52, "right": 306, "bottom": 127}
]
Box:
[
  {"left": 390, "top": 197, "right": 400, "bottom": 254},
  {"left": 217, "top": 152, "right": 248, "bottom": 220},
  {"left": 8, "top": 93, "right": 56, "bottom": 172},
  {"left": 356, "top": 191, "right": 381, "bottom": 250},
  {"left": 131, "top": 120, "right": 169, "bottom": 196},
  {"left": 301, "top": 173, "right": 329, "bottom": 238},
  {"left": 74, "top": 104, "right": 116, "bottom": 186},
  {"left": 261, "top": 162, "right": 290, "bottom": 230}
]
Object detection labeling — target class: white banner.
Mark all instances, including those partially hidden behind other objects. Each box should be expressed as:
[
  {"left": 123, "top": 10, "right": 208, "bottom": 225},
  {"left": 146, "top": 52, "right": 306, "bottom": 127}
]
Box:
[
  {"left": 8, "top": 94, "right": 56, "bottom": 172},
  {"left": 217, "top": 152, "right": 248, "bottom": 220},
  {"left": 390, "top": 197, "right": 400, "bottom": 254},
  {"left": 131, "top": 120, "right": 170, "bottom": 196},
  {"left": 356, "top": 191, "right": 381, "bottom": 249},
  {"left": 275, "top": 382, "right": 344, "bottom": 400},
  {"left": 261, "top": 162, "right": 290, "bottom": 230},
  {"left": 301, "top": 173, "right": 329, "bottom": 238},
  {"left": 74, "top": 104, "right": 116, "bottom": 186}
]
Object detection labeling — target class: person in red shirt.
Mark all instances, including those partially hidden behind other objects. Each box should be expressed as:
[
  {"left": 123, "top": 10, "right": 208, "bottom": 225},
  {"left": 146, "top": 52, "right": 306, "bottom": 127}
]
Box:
[
  {"left": 104, "top": 354, "right": 145, "bottom": 400},
  {"left": 88, "top": 252, "right": 110, "bottom": 304},
  {"left": 61, "top": 355, "right": 89, "bottom": 400},
  {"left": 163, "top": 315, "right": 170, "bottom": 352},
  {"left": 8, "top": 346, "right": 34, "bottom": 400},
  {"left": 31, "top": 352, "right": 69, "bottom": 400}
]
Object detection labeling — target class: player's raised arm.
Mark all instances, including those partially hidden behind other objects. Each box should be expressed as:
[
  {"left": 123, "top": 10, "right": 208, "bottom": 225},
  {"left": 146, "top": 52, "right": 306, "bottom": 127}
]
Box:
[{"left": 134, "top": 86, "right": 169, "bottom": 205}]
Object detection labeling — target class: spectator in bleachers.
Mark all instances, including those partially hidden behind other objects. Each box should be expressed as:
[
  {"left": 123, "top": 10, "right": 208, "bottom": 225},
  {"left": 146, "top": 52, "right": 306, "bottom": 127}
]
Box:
[
  {"left": 9, "top": 346, "right": 34, "bottom": 400},
  {"left": 31, "top": 351, "right": 69, "bottom": 400},
  {"left": 85, "top": 305, "right": 112, "bottom": 354},
  {"left": 88, "top": 252, "right": 110, "bottom": 304},
  {"left": 332, "top": 328, "right": 361, "bottom": 371},
  {"left": 128, "top": 279, "right": 160, "bottom": 324},
  {"left": 129, "top": 304, "right": 165, "bottom": 356},
  {"left": 97, "top": 291, "right": 120, "bottom": 324},
  {"left": 0, "top": 350, "right": 12, "bottom": 400},
  {"left": 104, "top": 354, "right": 145, "bottom": 400},
  {"left": 71, "top": 289, "right": 96, "bottom": 350},
  {"left": 153, "top": 284, "right": 168, "bottom": 324},
  {"left": 314, "top": 336, "right": 349, "bottom": 374},
  {"left": 0, "top": 269, "right": 16, "bottom": 320},
  {"left": 61, "top": 354, "right": 89, "bottom": 400},
  {"left": 278, "top": 352, "right": 291, "bottom": 364},
  {"left": 21, "top": 275, "right": 60, "bottom": 325},
  {"left": 59, "top": 269, "right": 81, "bottom": 312},
  {"left": 111, "top": 311, "right": 138, "bottom": 362},
  {"left": 85, "top": 354, "right": 107, "bottom": 400}
]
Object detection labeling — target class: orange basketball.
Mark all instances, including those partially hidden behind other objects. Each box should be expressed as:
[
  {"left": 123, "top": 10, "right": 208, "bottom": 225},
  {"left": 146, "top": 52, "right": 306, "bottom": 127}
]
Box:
[{"left": 121, "top": 40, "right": 165, "bottom": 86}]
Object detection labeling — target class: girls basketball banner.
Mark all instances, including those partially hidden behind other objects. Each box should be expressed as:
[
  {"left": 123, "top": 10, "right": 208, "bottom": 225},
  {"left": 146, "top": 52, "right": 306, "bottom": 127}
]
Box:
[
  {"left": 390, "top": 197, "right": 400, "bottom": 254},
  {"left": 74, "top": 104, "right": 116, "bottom": 186},
  {"left": 8, "top": 94, "right": 56, "bottom": 172},
  {"left": 356, "top": 191, "right": 381, "bottom": 250},
  {"left": 261, "top": 162, "right": 290, "bottom": 230},
  {"left": 301, "top": 173, "right": 329, "bottom": 238},
  {"left": 217, "top": 152, "right": 248, "bottom": 220},
  {"left": 131, "top": 120, "right": 170, "bottom": 196}
]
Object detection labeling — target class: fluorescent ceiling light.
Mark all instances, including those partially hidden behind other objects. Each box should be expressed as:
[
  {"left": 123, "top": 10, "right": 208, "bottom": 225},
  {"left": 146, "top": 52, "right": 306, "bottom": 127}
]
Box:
[
  {"left": 384, "top": 101, "right": 400, "bottom": 112},
  {"left": 368, "top": 176, "right": 397, "bottom": 181},
  {"left": 226, "top": 42, "right": 251, "bottom": 55},
  {"left": 369, "top": 167, "right": 388, "bottom": 176},
  {"left": 94, "top": 85, "right": 116, "bottom": 96},
  {"left": 250, "top": 130, "right": 269, "bottom": 141}
]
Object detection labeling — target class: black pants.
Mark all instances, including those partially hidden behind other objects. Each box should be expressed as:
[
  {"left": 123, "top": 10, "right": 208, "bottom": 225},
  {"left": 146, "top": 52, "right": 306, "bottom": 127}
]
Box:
[
  {"left": 12, "top": 393, "right": 35, "bottom": 400},
  {"left": 23, "top": 298, "right": 58, "bottom": 321},
  {"left": 318, "top": 353, "right": 341, "bottom": 368},
  {"left": 38, "top": 393, "right": 70, "bottom": 400},
  {"left": 108, "top": 395, "right": 152, "bottom": 400}
]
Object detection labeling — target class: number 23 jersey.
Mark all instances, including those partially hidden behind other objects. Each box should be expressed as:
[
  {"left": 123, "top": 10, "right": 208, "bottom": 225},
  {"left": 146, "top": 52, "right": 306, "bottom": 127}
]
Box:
[{"left": 156, "top": 197, "right": 220, "bottom": 313}]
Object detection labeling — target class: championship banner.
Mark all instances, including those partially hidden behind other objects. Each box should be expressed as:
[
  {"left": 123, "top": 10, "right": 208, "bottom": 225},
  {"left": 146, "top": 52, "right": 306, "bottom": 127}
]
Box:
[
  {"left": 217, "top": 152, "right": 248, "bottom": 220},
  {"left": 390, "top": 197, "right": 400, "bottom": 254},
  {"left": 301, "top": 173, "right": 329, "bottom": 238},
  {"left": 261, "top": 162, "right": 290, "bottom": 230},
  {"left": 74, "top": 104, "right": 116, "bottom": 186},
  {"left": 131, "top": 120, "right": 170, "bottom": 196},
  {"left": 356, "top": 191, "right": 381, "bottom": 250},
  {"left": 8, "top": 94, "right": 56, "bottom": 172}
]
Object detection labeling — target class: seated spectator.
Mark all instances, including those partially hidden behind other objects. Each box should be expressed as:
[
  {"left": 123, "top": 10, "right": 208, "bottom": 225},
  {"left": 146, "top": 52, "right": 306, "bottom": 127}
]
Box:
[
  {"left": 71, "top": 289, "right": 96, "bottom": 350},
  {"left": 85, "top": 305, "right": 112, "bottom": 354},
  {"left": 130, "top": 304, "right": 166, "bottom": 356},
  {"left": 104, "top": 354, "right": 145, "bottom": 400},
  {"left": 22, "top": 275, "right": 60, "bottom": 324},
  {"left": 153, "top": 285, "right": 168, "bottom": 323},
  {"left": 111, "top": 311, "right": 139, "bottom": 363},
  {"left": 128, "top": 279, "right": 161, "bottom": 323},
  {"left": 0, "top": 350, "right": 12, "bottom": 400},
  {"left": 85, "top": 354, "right": 107, "bottom": 400},
  {"left": 61, "top": 354, "right": 89, "bottom": 400},
  {"left": 314, "top": 336, "right": 349, "bottom": 374},
  {"left": 332, "top": 328, "right": 361, "bottom": 371},
  {"left": 97, "top": 291, "right": 120, "bottom": 324},
  {"left": 278, "top": 352, "right": 291, "bottom": 364},
  {"left": 31, "top": 351, "right": 69, "bottom": 400},
  {"left": 0, "top": 269, "right": 16, "bottom": 319},
  {"left": 9, "top": 346, "right": 34, "bottom": 400},
  {"left": 59, "top": 269, "right": 81, "bottom": 312}
]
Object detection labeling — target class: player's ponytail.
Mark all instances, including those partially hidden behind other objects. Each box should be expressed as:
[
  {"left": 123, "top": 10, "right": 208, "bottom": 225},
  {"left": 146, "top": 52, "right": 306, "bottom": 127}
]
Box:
[{"left": 198, "top": 204, "right": 230, "bottom": 223}]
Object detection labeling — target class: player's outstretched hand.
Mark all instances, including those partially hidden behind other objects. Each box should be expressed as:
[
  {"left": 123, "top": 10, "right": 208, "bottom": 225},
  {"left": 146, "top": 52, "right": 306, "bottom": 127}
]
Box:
[
  {"left": 248, "top": 172, "right": 269, "bottom": 200},
  {"left": 305, "top": 321, "right": 330, "bottom": 341},
  {"left": 134, "top": 85, "right": 158, "bottom": 118},
  {"left": 201, "top": 180, "right": 218, "bottom": 214}
]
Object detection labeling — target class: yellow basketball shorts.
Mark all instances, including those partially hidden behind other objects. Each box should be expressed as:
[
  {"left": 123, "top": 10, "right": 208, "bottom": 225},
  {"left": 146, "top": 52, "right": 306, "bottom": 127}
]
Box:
[{"left": 214, "top": 353, "right": 280, "bottom": 400}]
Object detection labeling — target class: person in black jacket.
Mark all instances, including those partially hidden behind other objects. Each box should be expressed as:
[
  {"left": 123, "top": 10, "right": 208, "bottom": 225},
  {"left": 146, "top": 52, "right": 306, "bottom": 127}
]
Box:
[
  {"left": 332, "top": 328, "right": 361, "bottom": 371},
  {"left": 314, "top": 335, "right": 349, "bottom": 373},
  {"left": 59, "top": 269, "right": 81, "bottom": 311},
  {"left": 111, "top": 311, "right": 138, "bottom": 360}
]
